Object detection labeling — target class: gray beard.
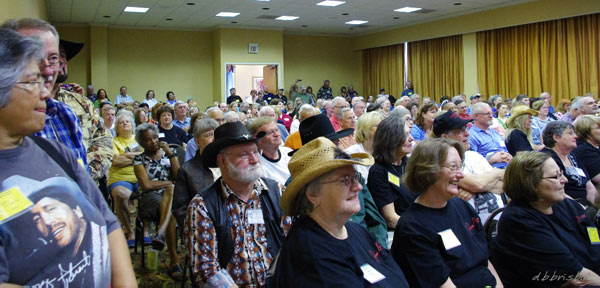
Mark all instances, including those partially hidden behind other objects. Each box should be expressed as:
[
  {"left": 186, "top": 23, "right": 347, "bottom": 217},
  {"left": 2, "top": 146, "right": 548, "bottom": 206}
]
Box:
[{"left": 226, "top": 159, "right": 263, "bottom": 183}]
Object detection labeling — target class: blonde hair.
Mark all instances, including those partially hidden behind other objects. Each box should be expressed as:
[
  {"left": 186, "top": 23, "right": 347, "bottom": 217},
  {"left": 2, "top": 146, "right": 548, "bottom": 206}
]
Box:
[{"left": 355, "top": 112, "right": 384, "bottom": 143}]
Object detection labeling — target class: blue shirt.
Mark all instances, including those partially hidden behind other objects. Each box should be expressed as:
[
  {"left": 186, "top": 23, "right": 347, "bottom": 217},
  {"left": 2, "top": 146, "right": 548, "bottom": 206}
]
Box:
[
  {"left": 410, "top": 125, "right": 426, "bottom": 141},
  {"left": 468, "top": 124, "right": 508, "bottom": 168},
  {"left": 184, "top": 138, "right": 197, "bottom": 163},
  {"left": 114, "top": 94, "right": 133, "bottom": 105},
  {"left": 173, "top": 117, "right": 191, "bottom": 130},
  {"left": 34, "top": 99, "right": 88, "bottom": 170},
  {"left": 401, "top": 89, "right": 414, "bottom": 97},
  {"left": 531, "top": 116, "right": 554, "bottom": 145}
]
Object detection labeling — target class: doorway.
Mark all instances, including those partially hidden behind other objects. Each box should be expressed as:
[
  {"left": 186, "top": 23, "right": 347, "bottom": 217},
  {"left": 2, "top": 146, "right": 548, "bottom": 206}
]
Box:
[{"left": 225, "top": 64, "right": 279, "bottom": 103}]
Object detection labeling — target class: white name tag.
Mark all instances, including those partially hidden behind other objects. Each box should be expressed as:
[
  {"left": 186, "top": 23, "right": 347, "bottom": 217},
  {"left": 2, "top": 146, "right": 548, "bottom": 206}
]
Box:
[
  {"left": 438, "top": 229, "right": 461, "bottom": 250},
  {"left": 128, "top": 142, "right": 139, "bottom": 150},
  {"left": 360, "top": 264, "right": 386, "bottom": 284},
  {"left": 575, "top": 167, "right": 586, "bottom": 177},
  {"left": 158, "top": 133, "right": 165, "bottom": 138},
  {"left": 498, "top": 140, "right": 506, "bottom": 147},
  {"left": 160, "top": 158, "right": 171, "bottom": 167},
  {"left": 247, "top": 209, "right": 264, "bottom": 225}
]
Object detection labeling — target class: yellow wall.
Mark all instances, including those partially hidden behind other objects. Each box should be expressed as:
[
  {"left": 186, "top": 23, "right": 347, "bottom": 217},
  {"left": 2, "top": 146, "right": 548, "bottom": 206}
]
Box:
[
  {"left": 57, "top": 26, "right": 90, "bottom": 88},
  {"left": 0, "top": 0, "right": 47, "bottom": 23},
  {"left": 283, "top": 34, "right": 362, "bottom": 97}
]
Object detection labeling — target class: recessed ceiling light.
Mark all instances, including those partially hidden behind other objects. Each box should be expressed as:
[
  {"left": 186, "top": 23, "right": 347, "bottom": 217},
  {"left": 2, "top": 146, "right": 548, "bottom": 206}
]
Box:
[
  {"left": 316, "top": 1, "right": 346, "bottom": 7},
  {"left": 301, "top": 25, "right": 308, "bottom": 27},
  {"left": 341, "top": 13, "right": 349, "bottom": 16},
  {"left": 276, "top": 16, "right": 299, "bottom": 21},
  {"left": 345, "top": 20, "right": 367, "bottom": 25},
  {"left": 103, "top": 15, "right": 111, "bottom": 18},
  {"left": 124, "top": 6, "right": 149, "bottom": 13},
  {"left": 186, "top": 2, "right": 195, "bottom": 5},
  {"left": 231, "top": 21, "right": 238, "bottom": 24},
  {"left": 394, "top": 7, "right": 422, "bottom": 13},
  {"left": 393, "top": 17, "right": 399, "bottom": 19},
  {"left": 454, "top": 3, "right": 462, "bottom": 5},
  {"left": 262, "top": 7, "right": 270, "bottom": 10},
  {"left": 166, "top": 18, "right": 173, "bottom": 21},
  {"left": 216, "top": 12, "right": 240, "bottom": 17}
]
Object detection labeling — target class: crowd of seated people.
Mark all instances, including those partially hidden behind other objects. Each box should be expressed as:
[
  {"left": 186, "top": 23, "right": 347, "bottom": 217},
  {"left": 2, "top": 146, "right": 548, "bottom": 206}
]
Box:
[{"left": 4, "top": 17, "right": 600, "bottom": 287}]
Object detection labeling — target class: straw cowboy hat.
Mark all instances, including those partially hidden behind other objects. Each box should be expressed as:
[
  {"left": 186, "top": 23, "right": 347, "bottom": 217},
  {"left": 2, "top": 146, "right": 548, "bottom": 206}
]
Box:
[
  {"left": 506, "top": 105, "right": 539, "bottom": 127},
  {"left": 281, "top": 137, "right": 373, "bottom": 216},
  {"left": 203, "top": 121, "right": 265, "bottom": 167}
]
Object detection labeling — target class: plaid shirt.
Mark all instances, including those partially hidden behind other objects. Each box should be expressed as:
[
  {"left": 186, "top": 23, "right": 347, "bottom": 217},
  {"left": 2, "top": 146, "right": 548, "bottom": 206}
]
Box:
[
  {"left": 34, "top": 98, "right": 88, "bottom": 169},
  {"left": 187, "top": 178, "right": 291, "bottom": 287}
]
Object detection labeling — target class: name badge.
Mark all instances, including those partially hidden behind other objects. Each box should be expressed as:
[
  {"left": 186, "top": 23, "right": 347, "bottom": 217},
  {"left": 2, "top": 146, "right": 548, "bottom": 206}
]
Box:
[
  {"left": 575, "top": 167, "right": 586, "bottom": 177},
  {"left": 438, "top": 229, "right": 461, "bottom": 250},
  {"left": 160, "top": 158, "right": 171, "bottom": 167},
  {"left": 158, "top": 133, "right": 165, "bottom": 138},
  {"left": 498, "top": 140, "right": 506, "bottom": 147},
  {"left": 77, "top": 158, "right": 84, "bottom": 167},
  {"left": 388, "top": 172, "right": 400, "bottom": 187},
  {"left": 128, "top": 142, "right": 139, "bottom": 150},
  {"left": 360, "top": 264, "right": 386, "bottom": 284},
  {"left": 247, "top": 209, "right": 264, "bottom": 225},
  {"left": 0, "top": 187, "right": 33, "bottom": 224},
  {"left": 587, "top": 227, "right": 600, "bottom": 244}
]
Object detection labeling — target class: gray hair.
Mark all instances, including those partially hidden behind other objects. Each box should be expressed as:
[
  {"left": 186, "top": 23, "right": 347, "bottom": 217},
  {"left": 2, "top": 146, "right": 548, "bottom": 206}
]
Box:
[
  {"left": 570, "top": 96, "right": 583, "bottom": 111},
  {"left": 452, "top": 95, "right": 463, "bottom": 102},
  {"left": 540, "top": 92, "right": 550, "bottom": 98},
  {"left": 101, "top": 104, "right": 114, "bottom": 115},
  {"left": 115, "top": 110, "right": 135, "bottom": 136},
  {"left": 258, "top": 106, "right": 275, "bottom": 117},
  {"left": 410, "top": 93, "right": 420, "bottom": 100},
  {"left": 1, "top": 18, "right": 59, "bottom": 38},
  {"left": 336, "top": 107, "right": 352, "bottom": 120},
  {"left": 0, "top": 29, "right": 45, "bottom": 107},
  {"left": 332, "top": 96, "right": 347, "bottom": 107},
  {"left": 135, "top": 123, "right": 159, "bottom": 145},
  {"left": 205, "top": 106, "right": 221, "bottom": 115},
  {"left": 389, "top": 107, "right": 411, "bottom": 119},
  {"left": 471, "top": 102, "right": 489, "bottom": 115},
  {"left": 399, "top": 96, "right": 410, "bottom": 103},
  {"left": 224, "top": 111, "right": 240, "bottom": 122},
  {"left": 542, "top": 121, "right": 574, "bottom": 148},
  {"left": 193, "top": 118, "right": 218, "bottom": 139},
  {"left": 297, "top": 104, "right": 315, "bottom": 121},
  {"left": 174, "top": 101, "right": 187, "bottom": 109},
  {"left": 316, "top": 98, "right": 325, "bottom": 107}
]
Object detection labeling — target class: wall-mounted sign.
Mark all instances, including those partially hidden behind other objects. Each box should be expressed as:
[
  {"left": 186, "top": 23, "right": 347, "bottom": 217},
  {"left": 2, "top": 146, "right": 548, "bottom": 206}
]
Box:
[{"left": 249, "top": 43, "right": 258, "bottom": 54}]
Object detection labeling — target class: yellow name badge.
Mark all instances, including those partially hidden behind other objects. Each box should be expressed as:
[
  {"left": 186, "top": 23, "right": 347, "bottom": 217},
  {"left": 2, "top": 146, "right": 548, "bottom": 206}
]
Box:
[
  {"left": 77, "top": 158, "right": 84, "bottom": 167},
  {"left": 0, "top": 187, "right": 33, "bottom": 223},
  {"left": 388, "top": 172, "right": 400, "bottom": 187},
  {"left": 587, "top": 227, "right": 600, "bottom": 244}
]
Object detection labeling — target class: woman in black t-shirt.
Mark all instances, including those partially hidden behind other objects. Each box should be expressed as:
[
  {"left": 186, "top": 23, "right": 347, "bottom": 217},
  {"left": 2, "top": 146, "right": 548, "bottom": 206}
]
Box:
[
  {"left": 505, "top": 105, "right": 539, "bottom": 156},
  {"left": 156, "top": 104, "right": 188, "bottom": 148},
  {"left": 491, "top": 151, "right": 600, "bottom": 287},
  {"left": 273, "top": 137, "right": 408, "bottom": 287},
  {"left": 368, "top": 116, "right": 415, "bottom": 229},
  {"left": 392, "top": 138, "right": 500, "bottom": 287}
]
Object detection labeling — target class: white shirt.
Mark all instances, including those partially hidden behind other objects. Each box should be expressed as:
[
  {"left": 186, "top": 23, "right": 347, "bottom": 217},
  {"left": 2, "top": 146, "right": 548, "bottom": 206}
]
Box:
[
  {"left": 345, "top": 143, "right": 371, "bottom": 183},
  {"left": 462, "top": 150, "right": 504, "bottom": 224},
  {"left": 290, "top": 119, "right": 300, "bottom": 134},
  {"left": 260, "top": 146, "right": 293, "bottom": 187}
]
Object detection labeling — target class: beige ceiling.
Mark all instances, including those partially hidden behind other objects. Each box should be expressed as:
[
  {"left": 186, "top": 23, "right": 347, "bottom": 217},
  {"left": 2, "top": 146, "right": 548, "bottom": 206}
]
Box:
[{"left": 48, "top": 0, "right": 533, "bottom": 36}]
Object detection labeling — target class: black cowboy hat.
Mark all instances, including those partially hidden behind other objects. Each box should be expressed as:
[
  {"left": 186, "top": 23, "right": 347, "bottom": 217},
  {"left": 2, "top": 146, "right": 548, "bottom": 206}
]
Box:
[
  {"left": 59, "top": 39, "right": 84, "bottom": 61},
  {"left": 203, "top": 122, "right": 265, "bottom": 167}
]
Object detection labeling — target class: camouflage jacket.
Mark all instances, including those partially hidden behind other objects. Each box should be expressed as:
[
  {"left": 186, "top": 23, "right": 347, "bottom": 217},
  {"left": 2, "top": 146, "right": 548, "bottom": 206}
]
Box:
[{"left": 56, "top": 88, "right": 113, "bottom": 181}]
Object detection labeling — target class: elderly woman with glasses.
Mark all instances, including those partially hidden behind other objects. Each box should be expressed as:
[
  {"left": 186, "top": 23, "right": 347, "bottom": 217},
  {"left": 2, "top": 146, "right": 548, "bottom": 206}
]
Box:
[
  {"left": 574, "top": 115, "right": 600, "bottom": 190},
  {"left": 490, "top": 151, "right": 600, "bottom": 287},
  {"left": 541, "top": 121, "right": 598, "bottom": 203},
  {"left": 272, "top": 137, "right": 408, "bottom": 287},
  {"left": 392, "top": 138, "right": 501, "bottom": 287},
  {"left": 0, "top": 28, "right": 135, "bottom": 286}
]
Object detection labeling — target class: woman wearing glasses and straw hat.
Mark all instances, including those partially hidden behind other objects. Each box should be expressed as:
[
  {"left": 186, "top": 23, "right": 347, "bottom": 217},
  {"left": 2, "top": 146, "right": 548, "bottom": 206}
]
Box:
[
  {"left": 391, "top": 138, "right": 502, "bottom": 287},
  {"left": 272, "top": 137, "right": 408, "bottom": 287}
]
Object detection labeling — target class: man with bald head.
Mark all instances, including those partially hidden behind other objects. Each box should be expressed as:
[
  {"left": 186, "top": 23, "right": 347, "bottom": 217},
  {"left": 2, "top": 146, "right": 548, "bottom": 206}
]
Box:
[{"left": 206, "top": 106, "right": 225, "bottom": 126}]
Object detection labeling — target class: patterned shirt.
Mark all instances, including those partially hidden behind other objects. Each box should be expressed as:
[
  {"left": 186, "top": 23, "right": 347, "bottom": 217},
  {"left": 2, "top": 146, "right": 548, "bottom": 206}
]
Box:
[
  {"left": 186, "top": 178, "right": 290, "bottom": 287},
  {"left": 317, "top": 86, "right": 333, "bottom": 100},
  {"left": 34, "top": 98, "right": 88, "bottom": 169},
  {"left": 133, "top": 150, "right": 176, "bottom": 189}
]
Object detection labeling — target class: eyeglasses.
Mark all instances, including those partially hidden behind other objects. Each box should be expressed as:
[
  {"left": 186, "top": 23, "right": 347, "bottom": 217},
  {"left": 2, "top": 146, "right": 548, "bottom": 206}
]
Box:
[
  {"left": 222, "top": 150, "right": 260, "bottom": 161},
  {"left": 319, "top": 171, "right": 362, "bottom": 188},
  {"left": 263, "top": 129, "right": 280, "bottom": 136},
  {"left": 14, "top": 79, "right": 44, "bottom": 91},
  {"left": 476, "top": 112, "right": 493, "bottom": 116},
  {"left": 443, "top": 163, "right": 464, "bottom": 172},
  {"left": 542, "top": 170, "right": 564, "bottom": 181},
  {"left": 39, "top": 55, "right": 60, "bottom": 69}
]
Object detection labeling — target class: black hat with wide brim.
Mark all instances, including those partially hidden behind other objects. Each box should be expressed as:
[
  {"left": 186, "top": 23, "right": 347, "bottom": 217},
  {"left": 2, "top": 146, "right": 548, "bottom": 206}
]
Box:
[
  {"left": 203, "top": 122, "right": 265, "bottom": 167},
  {"left": 59, "top": 39, "right": 84, "bottom": 61},
  {"left": 287, "top": 113, "right": 354, "bottom": 156}
]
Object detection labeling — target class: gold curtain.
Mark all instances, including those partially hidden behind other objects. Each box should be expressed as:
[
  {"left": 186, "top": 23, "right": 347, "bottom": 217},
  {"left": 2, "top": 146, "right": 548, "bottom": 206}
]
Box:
[
  {"left": 408, "top": 35, "right": 464, "bottom": 102},
  {"left": 362, "top": 45, "right": 404, "bottom": 99},
  {"left": 477, "top": 14, "right": 600, "bottom": 105}
]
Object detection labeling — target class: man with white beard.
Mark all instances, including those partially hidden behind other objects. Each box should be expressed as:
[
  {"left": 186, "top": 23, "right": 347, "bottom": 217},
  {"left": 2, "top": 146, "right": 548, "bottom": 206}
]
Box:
[{"left": 186, "top": 122, "right": 290, "bottom": 287}]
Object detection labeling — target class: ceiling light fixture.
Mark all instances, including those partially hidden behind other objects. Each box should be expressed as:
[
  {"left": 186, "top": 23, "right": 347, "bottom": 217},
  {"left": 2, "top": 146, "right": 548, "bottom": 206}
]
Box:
[
  {"left": 124, "top": 6, "right": 149, "bottom": 13},
  {"left": 345, "top": 20, "right": 367, "bottom": 25},
  {"left": 316, "top": 1, "right": 346, "bottom": 7},
  {"left": 216, "top": 12, "right": 240, "bottom": 17},
  {"left": 276, "top": 16, "right": 299, "bottom": 21},
  {"left": 394, "top": 7, "right": 422, "bottom": 13}
]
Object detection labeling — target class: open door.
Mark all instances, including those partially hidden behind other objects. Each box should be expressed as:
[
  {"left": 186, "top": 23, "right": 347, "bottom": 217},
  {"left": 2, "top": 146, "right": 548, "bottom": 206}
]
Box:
[{"left": 263, "top": 65, "right": 278, "bottom": 94}]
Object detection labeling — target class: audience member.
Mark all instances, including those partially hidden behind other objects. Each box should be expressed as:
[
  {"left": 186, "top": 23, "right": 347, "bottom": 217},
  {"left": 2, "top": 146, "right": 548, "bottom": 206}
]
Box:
[
  {"left": 531, "top": 99, "right": 554, "bottom": 147},
  {"left": 258, "top": 105, "right": 289, "bottom": 142},
  {"left": 173, "top": 101, "right": 191, "bottom": 132},
  {"left": 157, "top": 104, "right": 188, "bottom": 148},
  {"left": 115, "top": 85, "right": 133, "bottom": 108},
  {"left": 317, "top": 79, "right": 333, "bottom": 100},
  {"left": 134, "top": 108, "right": 148, "bottom": 126},
  {"left": 411, "top": 102, "right": 437, "bottom": 141},
  {"left": 166, "top": 91, "right": 176, "bottom": 105},
  {"left": 142, "top": 89, "right": 157, "bottom": 110},
  {"left": 505, "top": 105, "right": 539, "bottom": 155},
  {"left": 226, "top": 88, "right": 242, "bottom": 104},
  {"left": 351, "top": 97, "right": 366, "bottom": 119},
  {"left": 329, "top": 96, "right": 348, "bottom": 131},
  {"left": 272, "top": 137, "right": 408, "bottom": 287},
  {"left": 468, "top": 102, "right": 512, "bottom": 168},
  {"left": 555, "top": 99, "right": 571, "bottom": 118},
  {"left": 401, "top": 80, "right": 414, "bottom": 97},
  {"left": 249, "top": 117, "right": 292, "bottom": 186},
  {"left": 491, "top": 102, "right": 508, "bottom": 136},
  {"left": 392, "top": 138, "right": 501, "bottom": 287},
  {"left": 574, "top": 115, "right": 600, "bottom": 191},
  {"left": 491, "top": 151, "right": 600, "bottom": 287},
  {"left": 345, "top": 111, "right": 384, "bottom": 182},
  {"left": 336, "top": 107, "right": 357, "bottom": 150},
  {"left": 284, "top": 105, "right": 319, "bottom": 150},
  {"left": 94, "top": 88, "right": 110, "bottom": 108}
]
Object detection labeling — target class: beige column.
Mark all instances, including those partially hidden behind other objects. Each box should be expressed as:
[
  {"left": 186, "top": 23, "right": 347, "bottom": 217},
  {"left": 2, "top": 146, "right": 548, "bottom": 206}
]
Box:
[
  {"left": 90, "top": 25, "right": 108, "bottom": 90},
  {"left": 462, "top": 32, "right": 478, "bottom": 96}
]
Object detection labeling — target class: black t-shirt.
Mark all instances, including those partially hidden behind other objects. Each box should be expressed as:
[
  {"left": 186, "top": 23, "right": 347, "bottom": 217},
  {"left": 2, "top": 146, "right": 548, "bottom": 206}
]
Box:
[
  {"left": 573, "top": 140, "right": 600, "bottom": 180},
  {"left": 490, "top": 199, "right": 600, "bottom": 287},
  {"left": 272, "top": 216, "right": 408, "bottom": 287},
  {"left": 158, "top": 125, "right": 188, "bottom": 146},
  {"left": 541, "top": 147, "right": 590, "bottom": 200},
  {"left": 392, "top": 197, "right": 495, "bottom": 287},
  {"left": 367, "top": 160, "right": 416, "bottom": 216},
  {"left": 226, "top": 95, "right": 243, "bottom": 104},
  {"left": 506, "top": 129, "right": 533, "bottom": 156}
]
